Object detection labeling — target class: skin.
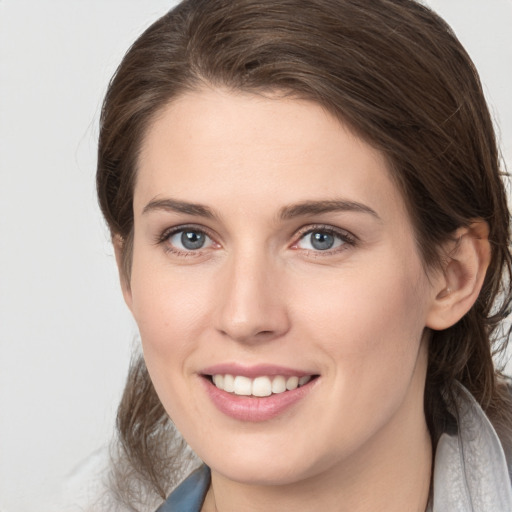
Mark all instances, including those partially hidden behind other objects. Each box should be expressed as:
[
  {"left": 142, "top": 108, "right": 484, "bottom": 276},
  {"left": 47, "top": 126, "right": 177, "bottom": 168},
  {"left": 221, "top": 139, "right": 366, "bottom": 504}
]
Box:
[{"left": 118, "top": 88, "right": 490, "bottom": 511}]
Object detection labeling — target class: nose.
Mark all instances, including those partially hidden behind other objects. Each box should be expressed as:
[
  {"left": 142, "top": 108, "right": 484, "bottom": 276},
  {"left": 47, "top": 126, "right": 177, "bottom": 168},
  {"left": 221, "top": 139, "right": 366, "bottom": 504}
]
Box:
[{"left": 214, "top": 250, "right": 290, "bottom": 344}]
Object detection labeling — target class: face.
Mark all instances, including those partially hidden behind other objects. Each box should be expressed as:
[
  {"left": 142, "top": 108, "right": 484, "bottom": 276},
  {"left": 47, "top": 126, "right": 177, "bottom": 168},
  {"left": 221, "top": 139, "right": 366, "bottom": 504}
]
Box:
[{"left": 123, "top": 88, "right": 442, "bottom": 486}]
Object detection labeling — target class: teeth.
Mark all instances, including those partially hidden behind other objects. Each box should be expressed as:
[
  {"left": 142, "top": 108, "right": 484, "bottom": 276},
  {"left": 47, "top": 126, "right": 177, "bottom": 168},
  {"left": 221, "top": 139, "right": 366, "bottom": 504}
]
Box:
[
  {"left": 223, "top": 374, "right": 235, "bottom": 393},
  {"left": 286, "top": 376, "right": 299, "bottom": 390},
  {"left": 271, "top": 375, "right": 286, "bottom": 394},
  {"left": 233, "top": 376, "right": 252, "bottom": 396},
  {"left": 299, "top": 376, "right": 311, "bottom": 386},
  {"left": 211, "top": 374, "right": 313, "bottom": 396},
  {"left": 212, "top": 374, "right": 224, "bottom": 388},
  {"left": 252, "top": 376, "right": 272, "bottom": 397}
]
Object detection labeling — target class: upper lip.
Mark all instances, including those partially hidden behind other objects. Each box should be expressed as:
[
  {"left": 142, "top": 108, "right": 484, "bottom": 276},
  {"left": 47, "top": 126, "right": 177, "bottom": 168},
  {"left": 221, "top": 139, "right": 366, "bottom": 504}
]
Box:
[{"left": 201, "top": 363, "right": 316, "bottom": 379}]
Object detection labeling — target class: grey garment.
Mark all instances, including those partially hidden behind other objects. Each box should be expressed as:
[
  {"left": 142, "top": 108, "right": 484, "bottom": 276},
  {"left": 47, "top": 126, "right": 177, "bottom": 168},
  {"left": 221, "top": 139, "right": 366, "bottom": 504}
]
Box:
[
  {"left": 158, "top": 383, "right": 512, "bottom": 512},
  {"left": 427, "top": 383, "right": 512, "bottom": 512}
]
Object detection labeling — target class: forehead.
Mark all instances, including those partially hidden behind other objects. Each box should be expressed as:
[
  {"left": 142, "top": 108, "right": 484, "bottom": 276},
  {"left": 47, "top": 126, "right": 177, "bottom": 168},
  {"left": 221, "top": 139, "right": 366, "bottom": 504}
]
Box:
[{"left": 135, "top": 88, "right": 406, "bottom": 225}]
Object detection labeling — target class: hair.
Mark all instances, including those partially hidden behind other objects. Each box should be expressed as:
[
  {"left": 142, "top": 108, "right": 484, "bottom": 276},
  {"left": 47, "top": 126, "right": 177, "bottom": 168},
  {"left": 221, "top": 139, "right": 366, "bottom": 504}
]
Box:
[{"left": 96, "top": 0, "right": 512, "bottom": 508}]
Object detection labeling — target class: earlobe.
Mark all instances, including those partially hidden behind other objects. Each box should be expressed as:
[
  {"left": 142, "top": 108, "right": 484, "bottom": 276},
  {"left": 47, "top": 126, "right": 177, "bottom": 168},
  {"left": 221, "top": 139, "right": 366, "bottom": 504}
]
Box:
[
  {"left": 113, "top": 234, "right": 134, "bottom": 312},
  {"left": 426, "top": 221, "right": 491, "bottom": 331}
]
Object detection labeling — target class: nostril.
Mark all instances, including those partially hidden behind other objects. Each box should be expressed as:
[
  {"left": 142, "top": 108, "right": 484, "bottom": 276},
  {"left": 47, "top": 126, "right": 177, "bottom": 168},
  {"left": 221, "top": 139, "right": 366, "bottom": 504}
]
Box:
[
  {"left": 217, "top": 326, "right": 279, "bottom": 342},
  {"left": 215, "top": 303, "right": 291, "bottom": 343}
]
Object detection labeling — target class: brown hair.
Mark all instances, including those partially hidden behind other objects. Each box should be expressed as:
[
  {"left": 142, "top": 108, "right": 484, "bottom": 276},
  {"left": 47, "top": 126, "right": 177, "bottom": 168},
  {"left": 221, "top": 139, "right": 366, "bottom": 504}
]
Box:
[{"left": 97, "top": 0, "right": 512, "bottom": 506}]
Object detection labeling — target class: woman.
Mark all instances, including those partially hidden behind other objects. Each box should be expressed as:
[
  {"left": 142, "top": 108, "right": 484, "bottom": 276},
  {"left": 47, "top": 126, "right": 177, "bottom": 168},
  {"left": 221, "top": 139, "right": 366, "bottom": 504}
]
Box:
[{"left": 96, "top": 0, "right": 512, "bottom": 510}]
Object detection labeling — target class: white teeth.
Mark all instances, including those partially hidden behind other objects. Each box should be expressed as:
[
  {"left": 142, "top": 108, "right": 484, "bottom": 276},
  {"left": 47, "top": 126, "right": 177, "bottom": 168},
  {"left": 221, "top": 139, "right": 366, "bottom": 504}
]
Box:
[
  {"left": 213, "top": 374, "right": 224, "bottom": 388},
  {"left": 271, "top": 375, "right": 286, "bottom": 394},
  {"left": 286, "top": 376, "right": 299, "bottom": 391},
  {"left": 223, "top": 374, "right": 235, "bottom": 393},
  {"left": 299, "top": 376, "right": 311, "bottom": 386},
  {"left": 233, "top": 376, "right": 252, "bottom": 396},
  {"left": 252, "top": 376, "right": 272, "bottom": 397},
  {"left": 211, "top": 373, "right": 313, "bottom": 396}
]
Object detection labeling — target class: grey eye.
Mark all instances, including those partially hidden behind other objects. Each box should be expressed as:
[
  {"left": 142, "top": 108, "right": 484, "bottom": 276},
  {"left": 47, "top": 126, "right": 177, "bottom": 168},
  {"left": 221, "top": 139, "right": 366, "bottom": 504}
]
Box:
[
  {"left": 168, "top": 230, "right": 213, "bottom": 251},
  {"left": 297, "top": 230, "right": 345, "bottom": 251},
  {"left": 181, "top": 231, "right": 206, "bottom": 250},
  {"left": 310, "top": 232, "right": 335, "bottom": 250}
]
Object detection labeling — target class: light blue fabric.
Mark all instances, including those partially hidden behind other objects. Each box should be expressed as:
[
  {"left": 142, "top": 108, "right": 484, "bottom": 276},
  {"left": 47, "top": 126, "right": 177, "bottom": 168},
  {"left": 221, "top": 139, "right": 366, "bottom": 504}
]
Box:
[
  {"left": 155, "top": 465, "right": 210, "bottom": 512},
  {"left": 157, "top": 383, "right": 512, "bottom": 511}
]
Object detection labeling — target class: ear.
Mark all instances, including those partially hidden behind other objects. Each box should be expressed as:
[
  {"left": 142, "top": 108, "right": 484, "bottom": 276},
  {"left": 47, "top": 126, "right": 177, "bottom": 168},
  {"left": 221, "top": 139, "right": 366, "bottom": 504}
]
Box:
[
  {"left": 426, "top": 220, "right": 491, "bottom": 330},
  {"left": 113, "top": 234, "right": 133, "bottom": 313}
]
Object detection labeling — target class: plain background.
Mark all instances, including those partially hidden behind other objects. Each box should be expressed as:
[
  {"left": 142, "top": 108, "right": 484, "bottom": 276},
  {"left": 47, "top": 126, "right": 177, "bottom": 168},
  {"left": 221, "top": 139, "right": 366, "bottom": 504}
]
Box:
[{"left": 0, "top": 1, "right": 511, "bottom": 511}]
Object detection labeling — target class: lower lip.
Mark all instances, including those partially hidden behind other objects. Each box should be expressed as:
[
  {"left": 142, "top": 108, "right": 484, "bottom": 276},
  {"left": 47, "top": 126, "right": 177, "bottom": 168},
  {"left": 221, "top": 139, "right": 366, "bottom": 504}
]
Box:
[{"left": 201, "top": 377, "right": 317, "bottom": 422}]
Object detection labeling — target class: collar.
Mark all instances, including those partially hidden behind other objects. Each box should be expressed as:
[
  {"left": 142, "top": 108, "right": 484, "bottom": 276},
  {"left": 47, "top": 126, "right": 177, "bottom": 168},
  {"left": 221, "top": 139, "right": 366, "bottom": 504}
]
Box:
[
  {"left": 427, "top": 382, "right": 512, "bottom": 511},
  {"left": 156, "top": 464, "right": 210, "bottom": 512}
]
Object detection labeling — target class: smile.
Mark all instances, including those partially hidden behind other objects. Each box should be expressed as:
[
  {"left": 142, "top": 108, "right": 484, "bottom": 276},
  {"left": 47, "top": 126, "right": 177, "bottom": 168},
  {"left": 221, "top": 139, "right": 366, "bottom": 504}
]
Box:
[
  {"left": 211, "top": 374, "right": 313, "bottom": 397},
  {"left": 201, "top": 368, "right": 319, "bottom": 421}
]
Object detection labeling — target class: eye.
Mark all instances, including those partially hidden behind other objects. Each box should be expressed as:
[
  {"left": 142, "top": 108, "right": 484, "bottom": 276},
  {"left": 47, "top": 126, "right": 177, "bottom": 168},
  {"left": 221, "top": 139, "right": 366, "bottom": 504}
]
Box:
[
  {"left": 165, "top": 228, "right": 215, "bottom": 252},
  {"left": 295, "top": 227, "right": 354, "bottom": 252}
]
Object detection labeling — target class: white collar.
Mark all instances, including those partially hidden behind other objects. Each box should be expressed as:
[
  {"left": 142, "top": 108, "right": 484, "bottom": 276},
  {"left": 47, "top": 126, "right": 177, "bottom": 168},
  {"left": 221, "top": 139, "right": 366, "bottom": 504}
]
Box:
[{"left": 428, "top": 383, "right": 512, "bottom": 512}]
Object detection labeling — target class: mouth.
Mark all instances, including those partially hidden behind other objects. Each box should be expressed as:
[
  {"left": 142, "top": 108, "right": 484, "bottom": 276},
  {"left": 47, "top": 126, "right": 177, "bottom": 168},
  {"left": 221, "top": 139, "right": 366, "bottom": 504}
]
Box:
[
  {"left": 205, "top": 373, "right": 318, "bottom": 397},
  {"left": 200, "top": 364, "right": 320, "bottom": 421}
]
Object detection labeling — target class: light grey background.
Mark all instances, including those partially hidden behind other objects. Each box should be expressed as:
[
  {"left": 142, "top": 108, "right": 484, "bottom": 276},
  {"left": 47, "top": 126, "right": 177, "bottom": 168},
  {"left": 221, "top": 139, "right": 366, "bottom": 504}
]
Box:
[{"left": 0, "top": 1, "right": 511, "bottom": 511}]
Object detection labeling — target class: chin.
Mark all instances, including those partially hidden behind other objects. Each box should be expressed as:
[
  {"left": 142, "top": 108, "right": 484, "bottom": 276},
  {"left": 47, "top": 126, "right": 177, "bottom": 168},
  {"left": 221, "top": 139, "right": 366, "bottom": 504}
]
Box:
[
  {"left": 210, "top": 459, "right": 314, "bottom": 487},
  {"left": 196, "top": 433, "right": 334, "bottom": 487}
]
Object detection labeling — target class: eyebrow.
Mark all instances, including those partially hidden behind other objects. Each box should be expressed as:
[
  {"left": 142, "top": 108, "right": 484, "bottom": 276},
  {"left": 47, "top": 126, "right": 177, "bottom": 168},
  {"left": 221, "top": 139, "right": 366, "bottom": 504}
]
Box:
[
  {"left": 142, "top": 197, "right": 380, "bottom": 221},
  {"left": 142, "top": 198, "right": 216, "bottom": 218},
  {"left": 279, "top": 200, "right": 380, "bottom": 220}
]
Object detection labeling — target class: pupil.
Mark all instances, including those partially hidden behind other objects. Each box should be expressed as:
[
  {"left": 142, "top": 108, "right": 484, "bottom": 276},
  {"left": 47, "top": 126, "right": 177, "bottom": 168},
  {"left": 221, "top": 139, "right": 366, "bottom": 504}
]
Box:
[
  {"left": 311, "top": 232, "right": 334, "bottom": 250},
  {"left": 181, "top": 231, "right": 205, "bottom": 250}
]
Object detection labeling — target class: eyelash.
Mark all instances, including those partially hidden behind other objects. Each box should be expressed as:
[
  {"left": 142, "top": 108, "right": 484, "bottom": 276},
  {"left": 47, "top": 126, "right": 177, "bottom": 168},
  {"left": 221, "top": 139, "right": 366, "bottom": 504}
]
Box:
[
  {"left": 291, "top": 224, "right": 357, "bottom": 256},
  {"left": 156, "top": 224, "right": 216, "bottom": 257},
  {"left": 156, "top": 224, "right": 357, "bottom": 257}
]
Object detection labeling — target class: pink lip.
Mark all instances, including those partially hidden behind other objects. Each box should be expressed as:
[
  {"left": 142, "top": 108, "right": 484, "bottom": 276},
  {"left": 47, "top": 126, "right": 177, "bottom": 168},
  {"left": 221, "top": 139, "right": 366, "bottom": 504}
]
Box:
[
  {"left": 200, "top": 365, "right": 318, "bottom": 422},
  {"left": 201, "top": 363, "right": 313, "bottom": 379}
]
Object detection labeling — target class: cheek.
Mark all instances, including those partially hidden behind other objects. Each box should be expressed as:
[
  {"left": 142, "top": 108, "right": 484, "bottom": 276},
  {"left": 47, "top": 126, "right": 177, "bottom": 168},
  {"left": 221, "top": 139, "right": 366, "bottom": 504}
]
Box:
[
  {"left": 285, "top": 263, "right": 431, "bottom": 460},
  {"left": 128, "top": 260, "right": 216, "bottom": 427},
  {"left": 294, "top": 258, "right": 430, "bottom": 395},
  {"left": 300, "top": 260, "right": 426, "bottom": 338},
  {"left": 128, "top": 251, "right": 214, "bottom": 371}
]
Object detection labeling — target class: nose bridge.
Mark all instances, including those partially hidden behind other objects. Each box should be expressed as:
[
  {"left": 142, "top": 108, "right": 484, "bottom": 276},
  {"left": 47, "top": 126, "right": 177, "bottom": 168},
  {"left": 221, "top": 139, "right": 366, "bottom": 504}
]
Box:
[{"left": 215, "top": 242, "right": 289, "bottom": 343}]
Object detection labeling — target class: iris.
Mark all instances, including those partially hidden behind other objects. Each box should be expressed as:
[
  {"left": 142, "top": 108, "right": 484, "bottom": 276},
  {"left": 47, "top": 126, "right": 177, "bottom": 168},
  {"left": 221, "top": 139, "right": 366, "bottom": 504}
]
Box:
[
  {"left": 181, "top": 231, "right": 206, "bottom": 250},
  {"left": 310, "top": 231, "right": 335, "bottom": 250}
]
